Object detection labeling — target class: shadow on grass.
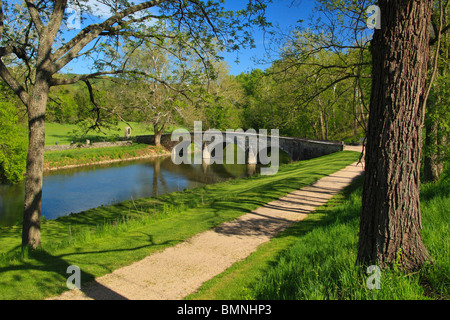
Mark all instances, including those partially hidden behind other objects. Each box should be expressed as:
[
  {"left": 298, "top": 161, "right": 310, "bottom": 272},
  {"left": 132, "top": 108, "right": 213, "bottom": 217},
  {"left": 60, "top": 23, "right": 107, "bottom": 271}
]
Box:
[
  {"left": 420, "top": 172, "right": 450, "bottom": 202},
  {"left": 185, "top": 174, "right": 365, "bottom": 300},
  {"left": 0, "top": 232, "right": 183, "bottom": 300},
  {"left": 211, "top": 172, "right": 364, "bottom": 240},
  {"left": 265, "top": 175, "right": 363, "bottom": 257}
]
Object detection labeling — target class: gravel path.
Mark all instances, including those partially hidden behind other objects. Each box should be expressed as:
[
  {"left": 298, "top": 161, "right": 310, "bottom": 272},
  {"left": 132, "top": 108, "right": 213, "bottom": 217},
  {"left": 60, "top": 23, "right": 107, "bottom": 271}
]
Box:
[{"left": 48, "top": 153, "right": 364, "bottom": 300}]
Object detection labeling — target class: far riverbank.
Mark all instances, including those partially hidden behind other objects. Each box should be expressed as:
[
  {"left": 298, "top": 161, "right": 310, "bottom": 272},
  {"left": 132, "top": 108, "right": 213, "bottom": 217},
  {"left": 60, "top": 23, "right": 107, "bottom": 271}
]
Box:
[{"left": 44, "top": 143, "right": 171, "bottom": 172}]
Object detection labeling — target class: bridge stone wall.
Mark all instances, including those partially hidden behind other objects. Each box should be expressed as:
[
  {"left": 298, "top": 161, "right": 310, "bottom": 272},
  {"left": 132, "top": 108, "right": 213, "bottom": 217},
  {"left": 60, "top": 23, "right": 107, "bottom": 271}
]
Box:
[
  {"left": 136, "top": 134, "right": 178, "bottom": 149},
  {"left": 136, "top": 133, "right": 344, "bottom": 162},
  {"left": 278, "top": 137, "right": 344, "bottom": 161}
]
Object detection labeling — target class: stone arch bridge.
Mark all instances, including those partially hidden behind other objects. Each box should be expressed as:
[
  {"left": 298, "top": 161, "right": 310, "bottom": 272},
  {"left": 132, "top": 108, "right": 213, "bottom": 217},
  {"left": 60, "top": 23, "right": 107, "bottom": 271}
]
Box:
[{"left": 136, "top": 131, "right": 344, "bottom": 163}]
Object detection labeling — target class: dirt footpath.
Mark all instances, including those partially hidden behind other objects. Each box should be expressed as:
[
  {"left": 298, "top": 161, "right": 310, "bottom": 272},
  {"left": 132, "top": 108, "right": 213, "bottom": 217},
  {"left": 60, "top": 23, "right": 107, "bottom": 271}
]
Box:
[{"left": 48, "top": 156, "right": 364, "bottom": 300}]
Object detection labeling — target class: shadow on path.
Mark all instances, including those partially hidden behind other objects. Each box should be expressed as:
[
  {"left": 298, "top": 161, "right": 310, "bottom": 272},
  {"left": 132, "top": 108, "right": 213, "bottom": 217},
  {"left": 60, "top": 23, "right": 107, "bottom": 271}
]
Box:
[{"left": 1, "top": 232, "right": 181, "bottom": 300}]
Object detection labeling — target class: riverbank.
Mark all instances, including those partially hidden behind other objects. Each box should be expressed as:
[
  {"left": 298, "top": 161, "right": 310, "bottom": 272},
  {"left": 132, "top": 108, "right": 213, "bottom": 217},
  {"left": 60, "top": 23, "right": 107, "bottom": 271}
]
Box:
[
  {"left": 0, "top": 151, "right": 360, "bottom": 299},
  {"left": 44, "top": 143, "right": 171, "bottom": 171}
]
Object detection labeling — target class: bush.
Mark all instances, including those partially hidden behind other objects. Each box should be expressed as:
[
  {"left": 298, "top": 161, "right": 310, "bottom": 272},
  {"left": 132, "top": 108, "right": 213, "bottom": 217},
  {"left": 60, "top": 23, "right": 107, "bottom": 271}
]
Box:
[{"left": 0, "top": 101, "right": 28, "bottom": 184}]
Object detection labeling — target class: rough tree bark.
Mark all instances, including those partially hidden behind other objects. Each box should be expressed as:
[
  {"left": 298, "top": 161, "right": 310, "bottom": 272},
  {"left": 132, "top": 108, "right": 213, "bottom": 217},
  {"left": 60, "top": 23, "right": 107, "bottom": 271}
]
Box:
[
  {"left": 21, "top": 0, "right": 65, "bottom": 248},
  {"left": 22, "top": 75, "right": 49, "bottom": 248},
  {"left": 357, "top": 0, "right": 433, "bottom": 271}
]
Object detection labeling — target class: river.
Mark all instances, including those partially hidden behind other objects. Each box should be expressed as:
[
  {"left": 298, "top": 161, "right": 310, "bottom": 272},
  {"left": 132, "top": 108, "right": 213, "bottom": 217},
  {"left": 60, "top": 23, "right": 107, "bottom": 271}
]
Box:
[{"left": 0, "top": 154, "right": 278, "bottom": 227}]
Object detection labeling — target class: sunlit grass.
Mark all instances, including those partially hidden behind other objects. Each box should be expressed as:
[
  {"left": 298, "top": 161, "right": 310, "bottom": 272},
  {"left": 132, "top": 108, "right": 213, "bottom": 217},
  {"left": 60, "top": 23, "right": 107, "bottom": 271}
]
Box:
[
  {"left": 0, "top": 151, "right": 359, "bottom": 299},
  {"left": 45, "top": 122, "right": 183, "bottom": 146},
  {"left": 44, "top": 143, "right": 168, "bottom": 169},
  {"left": 188, "top": 168, "right": 449, "bottom": 300}
]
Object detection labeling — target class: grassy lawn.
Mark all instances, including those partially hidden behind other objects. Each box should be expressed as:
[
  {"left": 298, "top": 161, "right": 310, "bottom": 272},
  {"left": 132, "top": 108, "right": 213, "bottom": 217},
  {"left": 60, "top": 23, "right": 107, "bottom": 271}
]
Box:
[
  {"left": 45, "top": 122, "right": 183, "bottom": 146},
  {"left": 0, "top": 151, "right": 359, "bottom": 300},
  {"left": 44, "top": 143, "right": 169, "bottom": 169},
  {"left": 187, "top": 168, "right": 449, "bottom": 300}
]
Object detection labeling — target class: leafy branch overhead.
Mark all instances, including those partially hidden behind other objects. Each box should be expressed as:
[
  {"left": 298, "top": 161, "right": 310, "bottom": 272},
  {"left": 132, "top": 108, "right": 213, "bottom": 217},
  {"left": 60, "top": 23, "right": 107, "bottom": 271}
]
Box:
[{"left": 0, "top": 0, "right": 270, "bottom": 104}]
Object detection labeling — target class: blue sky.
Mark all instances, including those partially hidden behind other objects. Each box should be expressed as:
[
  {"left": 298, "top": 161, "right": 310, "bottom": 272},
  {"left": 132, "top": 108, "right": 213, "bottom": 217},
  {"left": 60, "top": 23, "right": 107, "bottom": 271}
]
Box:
[
  {"left": 63, "top": 0, "right": 317, "bottom": 76},
  {"left": 222, "top": 0, "right": 317, "bottom": 75}
]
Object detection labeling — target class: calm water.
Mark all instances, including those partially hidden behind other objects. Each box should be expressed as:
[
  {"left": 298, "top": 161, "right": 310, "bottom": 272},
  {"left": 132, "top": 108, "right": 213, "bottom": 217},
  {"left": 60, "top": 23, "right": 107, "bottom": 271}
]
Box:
[{"left": 0, "top": 155, "right": 267, "bottom": 227}]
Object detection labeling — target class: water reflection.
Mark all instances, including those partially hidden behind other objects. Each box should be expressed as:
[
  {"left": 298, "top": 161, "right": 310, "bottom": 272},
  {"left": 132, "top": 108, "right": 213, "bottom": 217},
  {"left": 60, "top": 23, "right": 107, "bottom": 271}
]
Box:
[{"left": 0, "top": 154, "right": 277, "bottom": 227}]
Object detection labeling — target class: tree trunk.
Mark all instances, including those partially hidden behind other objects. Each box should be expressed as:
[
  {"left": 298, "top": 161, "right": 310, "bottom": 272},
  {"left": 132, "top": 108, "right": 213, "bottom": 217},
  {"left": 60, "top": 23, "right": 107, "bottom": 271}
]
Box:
[
  {"left": 424, "top": 108, "right": 443, "bottom": 182},
  {"left": 319, "top": 111, "right": 326, "bottom": 140},
  {"left": 154, "top": 124, "right": 162, "bottom": 147},
  {"left": 423, "top": 30, "right": 447, "bottom": 183},
  {"left": 22, "top": 74, "right": 50, "bottom": 249},
  {"left": 154, "top": 113, "right": 171, "bottom": 147},
  {"left": 357, "top": 0, "right": 433, "bottom": 271},
  {"left": 154, "top": 131, "right": 162, "bottom": 147}
]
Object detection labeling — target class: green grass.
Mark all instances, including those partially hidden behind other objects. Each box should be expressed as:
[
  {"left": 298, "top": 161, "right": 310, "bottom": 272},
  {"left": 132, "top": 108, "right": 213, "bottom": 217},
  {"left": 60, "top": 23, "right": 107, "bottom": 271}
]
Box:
[
  {"left": 44, "top": 143, "right": 168, "bottom": 169},
  {"left": 187, "top": 167, "right": 449, "bottom": 300},
  {"left": 0, "top": 151, "right": 360, "bottom": 300},
  {"left": 45, "top": 122, "right": 182, "bottom": 146}
]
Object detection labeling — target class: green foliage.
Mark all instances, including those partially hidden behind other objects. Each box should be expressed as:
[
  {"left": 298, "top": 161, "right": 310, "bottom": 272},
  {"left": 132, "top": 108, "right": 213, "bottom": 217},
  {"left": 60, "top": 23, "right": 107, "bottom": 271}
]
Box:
[
  {"left": 47, "top": 85, "right": 83, "bottom": 124},
  {"left": 233, "top": 0, "right": 374, "bottom": 141},
  {"left": 201, "top": 87, "right": 244, "bottom": 130},
  {"left": 236, "top": 48, "right": 371, "bottom": 140},
  {"left": 185, "top": 61, "right": 246, "bottom": 130},
  {"left": 425, "top": 74, "right": 450, "bottom": 157},
  {"left": 0, "top": 84, "right": 28, "bottom": 184},
  {"left": 424, "top": 59, "right": 450, "bottom": 169}
]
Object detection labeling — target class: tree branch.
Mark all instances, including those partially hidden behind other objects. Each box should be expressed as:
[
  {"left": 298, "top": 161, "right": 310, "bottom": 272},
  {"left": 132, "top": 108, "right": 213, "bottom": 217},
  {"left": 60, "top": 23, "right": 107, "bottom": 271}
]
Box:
[
  {"left": 0, "top": 0, "right": 4, "bottom": 39},
  {"left": 0, "top": 59, "right": 30, "bottom": 106},
  {"left": 424, "top": 0, "right": 444, "bottom": 109},
  {"left": 128, "top": 69, "right": 193, "bottom": 102},
  {"left": 46, "top": 0, "right": 68, "bottom": 46},
  {"left": 24, "top": 0, "right": 44, "bottom": 35},
  {"left": 49, "top": 70, "right": 124, "bottom": 86},
  {"left": 51, "top": 0, "right": 174, "bottom": 73}
]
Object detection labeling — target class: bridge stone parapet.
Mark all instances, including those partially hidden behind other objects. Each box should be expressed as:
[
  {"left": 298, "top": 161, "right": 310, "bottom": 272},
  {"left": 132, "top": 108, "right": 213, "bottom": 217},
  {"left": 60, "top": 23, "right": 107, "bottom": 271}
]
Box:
[
  {"left": 136, "top": 132, "right": 344, "bottom": 162},
  {"left": 278, "top": 136, "right": 344, "bottom": 161},
  {"left": 136, "top": 133, "right": 179, "bottom": 150}
]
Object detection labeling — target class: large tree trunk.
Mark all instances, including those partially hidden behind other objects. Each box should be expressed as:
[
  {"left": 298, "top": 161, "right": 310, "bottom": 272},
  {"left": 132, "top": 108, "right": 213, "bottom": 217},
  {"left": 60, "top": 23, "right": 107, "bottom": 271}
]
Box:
[
  {"left": 357, "top": 0, "right": 433, "bottom": 271},
  {"left": 22, "top": 74, "right": 50, "bottom": 248}
]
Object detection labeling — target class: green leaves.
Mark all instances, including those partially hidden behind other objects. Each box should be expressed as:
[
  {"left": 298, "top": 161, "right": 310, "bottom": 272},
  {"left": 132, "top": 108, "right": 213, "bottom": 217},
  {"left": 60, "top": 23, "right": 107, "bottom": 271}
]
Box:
[{"left": 0, "top": 89, "right": 27, "bottom": 184}]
